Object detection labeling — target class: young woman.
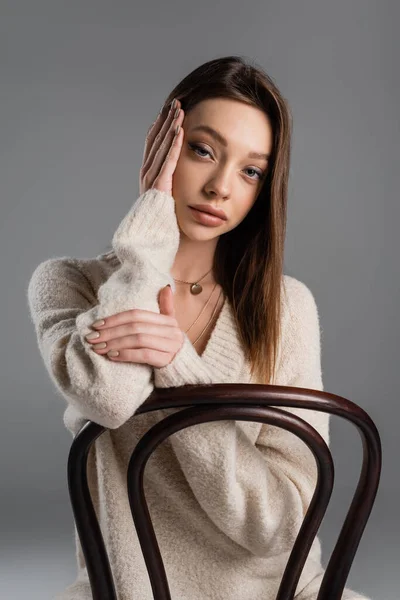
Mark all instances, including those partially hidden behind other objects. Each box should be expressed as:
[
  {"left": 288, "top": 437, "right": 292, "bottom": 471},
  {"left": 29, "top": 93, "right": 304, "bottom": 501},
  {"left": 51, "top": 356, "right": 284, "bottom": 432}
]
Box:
[{"left": 27, "top": 56, "right": 371, "bottom": 600}]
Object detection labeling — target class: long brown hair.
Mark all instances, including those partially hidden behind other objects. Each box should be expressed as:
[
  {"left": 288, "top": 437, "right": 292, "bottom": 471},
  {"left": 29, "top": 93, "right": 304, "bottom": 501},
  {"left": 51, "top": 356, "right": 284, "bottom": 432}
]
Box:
[{"left": 110, "top": 55, "right": 292, "bottom": 385}]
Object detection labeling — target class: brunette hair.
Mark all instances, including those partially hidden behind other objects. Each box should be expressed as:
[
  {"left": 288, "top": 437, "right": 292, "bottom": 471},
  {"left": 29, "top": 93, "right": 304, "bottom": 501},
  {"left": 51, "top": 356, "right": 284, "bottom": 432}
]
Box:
[{"left": 108, "top": 55, "right": 292, "bottom": 385}]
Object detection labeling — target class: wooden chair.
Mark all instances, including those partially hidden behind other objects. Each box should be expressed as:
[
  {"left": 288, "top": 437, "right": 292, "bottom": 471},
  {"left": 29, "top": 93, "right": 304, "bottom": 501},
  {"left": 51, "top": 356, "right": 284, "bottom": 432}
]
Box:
[{"left": 67, "top": 383, "right": 381, "bottom": 600}]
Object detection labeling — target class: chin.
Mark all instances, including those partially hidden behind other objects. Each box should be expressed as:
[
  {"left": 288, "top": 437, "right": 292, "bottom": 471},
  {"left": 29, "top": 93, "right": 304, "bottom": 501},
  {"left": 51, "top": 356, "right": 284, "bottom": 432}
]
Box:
[
  {"left": 182, "top": 226, "right": 218, "bottom": 240},
  {"left": 178, "top": 219, "right": 219, "bottom": 240}
]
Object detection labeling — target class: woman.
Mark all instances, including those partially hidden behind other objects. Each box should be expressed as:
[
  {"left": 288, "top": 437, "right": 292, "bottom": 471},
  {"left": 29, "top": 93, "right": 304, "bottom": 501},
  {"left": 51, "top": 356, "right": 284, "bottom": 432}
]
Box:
[{"left": 27, "top": 56, "right": 371, "bottom": 599}]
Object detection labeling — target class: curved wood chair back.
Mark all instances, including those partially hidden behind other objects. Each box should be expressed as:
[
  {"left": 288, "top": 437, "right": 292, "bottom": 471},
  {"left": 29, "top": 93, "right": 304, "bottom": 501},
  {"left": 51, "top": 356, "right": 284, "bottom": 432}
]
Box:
[{"left": 67, "top": 383, "right": 381, "bottom": 600}]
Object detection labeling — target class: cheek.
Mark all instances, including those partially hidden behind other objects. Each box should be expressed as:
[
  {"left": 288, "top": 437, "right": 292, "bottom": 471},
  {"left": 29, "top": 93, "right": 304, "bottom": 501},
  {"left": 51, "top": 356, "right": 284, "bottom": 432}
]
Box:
[
  {"left": 176, "top": 145, "right": 195, "bottom": 170},
  {"left": 171, "top": 153, "right": 194, "bottom": 202},
  {"left": 173, "top": 150, "right": 200, "bottom": 188},
  {"left": 173, "top": 153, "right": 186, "bottom": 179}
]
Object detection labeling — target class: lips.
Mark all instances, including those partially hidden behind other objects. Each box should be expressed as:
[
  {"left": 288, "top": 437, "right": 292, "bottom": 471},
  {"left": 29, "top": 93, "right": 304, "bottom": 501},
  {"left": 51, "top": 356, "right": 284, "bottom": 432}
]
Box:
[{"left": 188, "top": 204, "right": 228, "bottom": 221}]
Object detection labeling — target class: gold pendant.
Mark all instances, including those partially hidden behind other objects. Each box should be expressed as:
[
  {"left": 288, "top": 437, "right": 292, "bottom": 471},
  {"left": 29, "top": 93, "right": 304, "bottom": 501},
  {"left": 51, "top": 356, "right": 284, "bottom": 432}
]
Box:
[{"left": 190, "top": 283, "right": 202, "bottom": 295}]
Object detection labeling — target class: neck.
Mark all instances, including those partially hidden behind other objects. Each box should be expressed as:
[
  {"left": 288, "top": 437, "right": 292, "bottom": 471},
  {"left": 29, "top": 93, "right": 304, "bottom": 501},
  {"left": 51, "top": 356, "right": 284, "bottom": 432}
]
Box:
[{"left": 170, "top": 232, "right": 219, "bottom": 285}]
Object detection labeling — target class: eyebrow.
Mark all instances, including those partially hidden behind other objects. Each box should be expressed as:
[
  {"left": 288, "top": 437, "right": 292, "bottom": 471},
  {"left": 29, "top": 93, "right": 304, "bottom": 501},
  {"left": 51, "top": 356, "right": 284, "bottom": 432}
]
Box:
[{"left": 190, "top": 124, "right": 270, "bottom": 161}]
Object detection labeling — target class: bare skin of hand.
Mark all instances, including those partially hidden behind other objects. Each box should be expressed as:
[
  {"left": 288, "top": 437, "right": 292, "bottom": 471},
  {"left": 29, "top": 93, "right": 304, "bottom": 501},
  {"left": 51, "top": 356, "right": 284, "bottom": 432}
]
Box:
[
  {"left": 85, "top": 98, "right": 186, "bottom": 368},
  {"left": 140, "top": 96, "right": 185, "bottom": 196},
  {"left": 85, "top": 285, "right": 184, "bottom": 368}
]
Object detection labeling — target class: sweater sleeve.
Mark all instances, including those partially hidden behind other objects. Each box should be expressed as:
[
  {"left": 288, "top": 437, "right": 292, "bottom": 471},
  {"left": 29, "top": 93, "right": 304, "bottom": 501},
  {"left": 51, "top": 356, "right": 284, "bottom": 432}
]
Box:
[
  {"left": 27, "top": 188, "right": 180, "bottom": 430},
  {"left": 152, "top": 278, "right": 329, "bottom": 558}
]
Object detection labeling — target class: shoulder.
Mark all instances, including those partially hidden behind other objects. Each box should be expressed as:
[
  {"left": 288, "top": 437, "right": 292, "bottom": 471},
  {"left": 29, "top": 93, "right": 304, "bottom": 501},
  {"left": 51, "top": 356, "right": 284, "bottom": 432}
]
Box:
[
  {"left": 278, "top": 274, "right": 323, "bottom": 362},
  {"left": 281, "top": 274, "right": 320, "bottom": 326}
]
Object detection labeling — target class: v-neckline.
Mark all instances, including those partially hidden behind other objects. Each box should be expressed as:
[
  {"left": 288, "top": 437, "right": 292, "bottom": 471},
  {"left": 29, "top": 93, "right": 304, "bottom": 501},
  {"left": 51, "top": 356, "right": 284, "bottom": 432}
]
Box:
[
  {"left": 197, "top": 295, "right": 249, "bottom": 383},
  {"left": 192, "top": 296, "right": 227, "bottom": 358},
  {"left": 198, "top": 295, "right": 228, "bottom": 359}
]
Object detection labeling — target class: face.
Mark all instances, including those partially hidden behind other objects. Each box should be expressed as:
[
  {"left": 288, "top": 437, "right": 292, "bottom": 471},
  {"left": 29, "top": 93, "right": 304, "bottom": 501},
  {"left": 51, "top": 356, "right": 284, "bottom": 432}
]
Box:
[{"left": 171, "top": 97, "right": 273, "bottom": 241}]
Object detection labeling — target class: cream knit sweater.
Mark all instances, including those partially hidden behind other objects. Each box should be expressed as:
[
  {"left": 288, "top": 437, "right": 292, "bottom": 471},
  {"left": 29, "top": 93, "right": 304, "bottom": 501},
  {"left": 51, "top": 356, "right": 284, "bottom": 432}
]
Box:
[{"left": 27, "top": 188, "right": 371, "bottom": 600}]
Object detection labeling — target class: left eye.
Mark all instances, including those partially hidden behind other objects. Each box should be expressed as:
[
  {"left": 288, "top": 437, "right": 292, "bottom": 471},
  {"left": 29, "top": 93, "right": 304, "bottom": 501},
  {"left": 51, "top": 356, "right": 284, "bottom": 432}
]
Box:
[{"left": 188, "top": 143, "right": 264, "bottom": 181}]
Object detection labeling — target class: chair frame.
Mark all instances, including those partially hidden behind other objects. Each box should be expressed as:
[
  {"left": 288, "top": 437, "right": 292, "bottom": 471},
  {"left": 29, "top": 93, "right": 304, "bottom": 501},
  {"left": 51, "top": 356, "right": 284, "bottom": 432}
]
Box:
[{"left": 67, "top": 383, "right": 381, "bottom": 600}]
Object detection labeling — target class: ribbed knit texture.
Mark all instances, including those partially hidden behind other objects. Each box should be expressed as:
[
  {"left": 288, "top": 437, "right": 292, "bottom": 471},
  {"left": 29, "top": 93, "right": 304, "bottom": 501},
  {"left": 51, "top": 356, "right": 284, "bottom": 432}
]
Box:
[{"left": 27, "top": 189, "right": 371, "bottom": 600}]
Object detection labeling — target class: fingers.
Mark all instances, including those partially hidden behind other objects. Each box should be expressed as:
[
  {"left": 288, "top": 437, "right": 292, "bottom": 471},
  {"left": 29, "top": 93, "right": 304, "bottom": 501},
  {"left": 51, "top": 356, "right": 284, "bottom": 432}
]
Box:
[
  {"left": 85, "top": 309, "right": 185, "bottom": 367},
  {"left": 87, "top": 328, "right": 182, "bottom": 369},
  {"left": 141, "top": 103, "right": 170, "bottom": 166},
  {"left": 89, "top": 331, "right": 178, "bottom": 355},
  {"left": 144, "top": 106, "right": 183, "bottom": 181},
  {"left": 91, "top": 308, "right": 177, "bottom": 330},
  {"left": 140, "top": 99, "right": 184, "bottom": 190},
  {"left": 109, "top": 347, "right": 176, "bottom": 368},
  {"left": 142, "top": 102, "right": 175, "bottom": 173},
  {"left": 86, "top": 320, "right": 179, "bottom": 348},
  {"left": 154, "top": 124, "right": 184, "bottom": 187}
]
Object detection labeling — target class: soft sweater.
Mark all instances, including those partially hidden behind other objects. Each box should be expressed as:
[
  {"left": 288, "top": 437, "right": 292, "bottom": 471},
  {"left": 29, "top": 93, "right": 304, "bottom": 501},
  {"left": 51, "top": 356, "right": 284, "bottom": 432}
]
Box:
[{"left": 27, "top": 188, "right": 370, "bottom": 600}]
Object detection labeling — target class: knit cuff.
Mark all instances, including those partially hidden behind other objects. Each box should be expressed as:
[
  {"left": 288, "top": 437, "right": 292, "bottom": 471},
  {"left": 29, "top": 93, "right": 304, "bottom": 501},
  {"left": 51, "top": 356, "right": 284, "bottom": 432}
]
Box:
[
  {"left": 153, "top": 333, "right": 215, "bottom": 387},
  {"left": 111, "top": 188, "right": 180, "bottom": 281}
]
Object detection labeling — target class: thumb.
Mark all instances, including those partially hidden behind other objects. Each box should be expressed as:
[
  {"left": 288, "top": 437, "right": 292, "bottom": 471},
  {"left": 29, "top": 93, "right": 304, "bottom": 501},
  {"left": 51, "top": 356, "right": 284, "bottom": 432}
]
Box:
[{"left": 158, "top": 284, "right": 176, "bottom": 318}]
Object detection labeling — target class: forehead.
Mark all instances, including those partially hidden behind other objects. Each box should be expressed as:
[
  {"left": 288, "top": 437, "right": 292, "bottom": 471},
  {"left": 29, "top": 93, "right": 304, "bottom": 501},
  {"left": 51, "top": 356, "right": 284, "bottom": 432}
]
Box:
[{"left": 185, "top": 97, "right": 273, "bottom": 155}]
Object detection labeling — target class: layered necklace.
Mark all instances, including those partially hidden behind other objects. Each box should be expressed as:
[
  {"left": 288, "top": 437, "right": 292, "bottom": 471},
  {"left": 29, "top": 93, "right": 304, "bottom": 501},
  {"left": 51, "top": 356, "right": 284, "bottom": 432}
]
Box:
[{"left": 173, "top": 267, "right": 224, "bottom": 347}]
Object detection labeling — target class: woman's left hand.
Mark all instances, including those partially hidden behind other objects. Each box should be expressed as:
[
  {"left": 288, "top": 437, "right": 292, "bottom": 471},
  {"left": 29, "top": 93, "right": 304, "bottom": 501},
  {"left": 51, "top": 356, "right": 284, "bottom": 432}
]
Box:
[{"left": 85, "top": 285, "right": 184, "bottom": 368}]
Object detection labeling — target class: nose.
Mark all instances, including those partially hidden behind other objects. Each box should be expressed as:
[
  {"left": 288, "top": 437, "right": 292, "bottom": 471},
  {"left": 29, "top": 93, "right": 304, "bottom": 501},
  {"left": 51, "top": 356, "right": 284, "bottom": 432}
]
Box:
[{"left": 204, "top": 173, "right": 231, "bottom": 200}]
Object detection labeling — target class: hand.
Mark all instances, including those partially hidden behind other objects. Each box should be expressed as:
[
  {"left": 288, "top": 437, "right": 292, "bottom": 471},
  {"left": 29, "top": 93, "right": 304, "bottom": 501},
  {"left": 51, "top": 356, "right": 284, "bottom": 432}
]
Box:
[
  {"left": 85, "top": 285, "right": 184, "bottom": 368},
  {"left": 139, "top": 98, "right": 185, "bottom": 196}
]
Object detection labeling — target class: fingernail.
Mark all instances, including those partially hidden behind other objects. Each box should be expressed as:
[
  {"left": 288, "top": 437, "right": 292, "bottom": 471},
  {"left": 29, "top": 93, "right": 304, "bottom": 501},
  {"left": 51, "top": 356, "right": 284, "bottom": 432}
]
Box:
[
  {"left": 93, "top": 342, "right": 107, "bottom": 350},
  {"left": 85, "top": 331, "right": 101, "bottom": 340},
  {"left": 92, "top": 319, "right": 105, "bottom": 328}
]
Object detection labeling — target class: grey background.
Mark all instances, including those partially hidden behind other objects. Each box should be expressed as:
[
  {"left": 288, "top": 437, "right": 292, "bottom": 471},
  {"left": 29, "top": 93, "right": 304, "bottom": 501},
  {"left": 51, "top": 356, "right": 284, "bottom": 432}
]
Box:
[{"left": 1, "top": 1, "right": 397, "bottom": 599}]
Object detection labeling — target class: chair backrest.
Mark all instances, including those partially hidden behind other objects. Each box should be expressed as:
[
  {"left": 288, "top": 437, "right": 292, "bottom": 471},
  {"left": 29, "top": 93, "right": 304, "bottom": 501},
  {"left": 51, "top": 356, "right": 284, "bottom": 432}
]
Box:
[{"left": 67, "top": 383, "right": 381, "bottom": 600}]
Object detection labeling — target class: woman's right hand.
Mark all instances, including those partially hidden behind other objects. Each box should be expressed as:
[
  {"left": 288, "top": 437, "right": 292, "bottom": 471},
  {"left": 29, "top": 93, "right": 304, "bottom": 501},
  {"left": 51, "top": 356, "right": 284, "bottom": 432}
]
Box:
[{"left": 139, "top": 98, "right": 185, "bottom": 196}]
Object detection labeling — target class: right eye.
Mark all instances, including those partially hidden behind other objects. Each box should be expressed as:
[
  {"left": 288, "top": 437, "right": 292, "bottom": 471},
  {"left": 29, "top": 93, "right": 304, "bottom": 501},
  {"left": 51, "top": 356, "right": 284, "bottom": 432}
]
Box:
[{"left": 188, "top": 143, "right": 212, "bottom": 159}]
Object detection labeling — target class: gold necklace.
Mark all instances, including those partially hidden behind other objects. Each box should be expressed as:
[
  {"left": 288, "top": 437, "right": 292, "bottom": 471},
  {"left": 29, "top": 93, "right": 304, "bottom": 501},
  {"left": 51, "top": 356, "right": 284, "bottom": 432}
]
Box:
[
  {"left": 173, "top": 267, "right": 213, "bottom": 295},
  {"left": 192, "top": 287, "right": 224, "bottom": 347},
  {"left": 172, "top": 268, "right": 225, "bottom": 347},
  {"left": 185, "top": 283, "right": 218, "bottom": 334}
]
